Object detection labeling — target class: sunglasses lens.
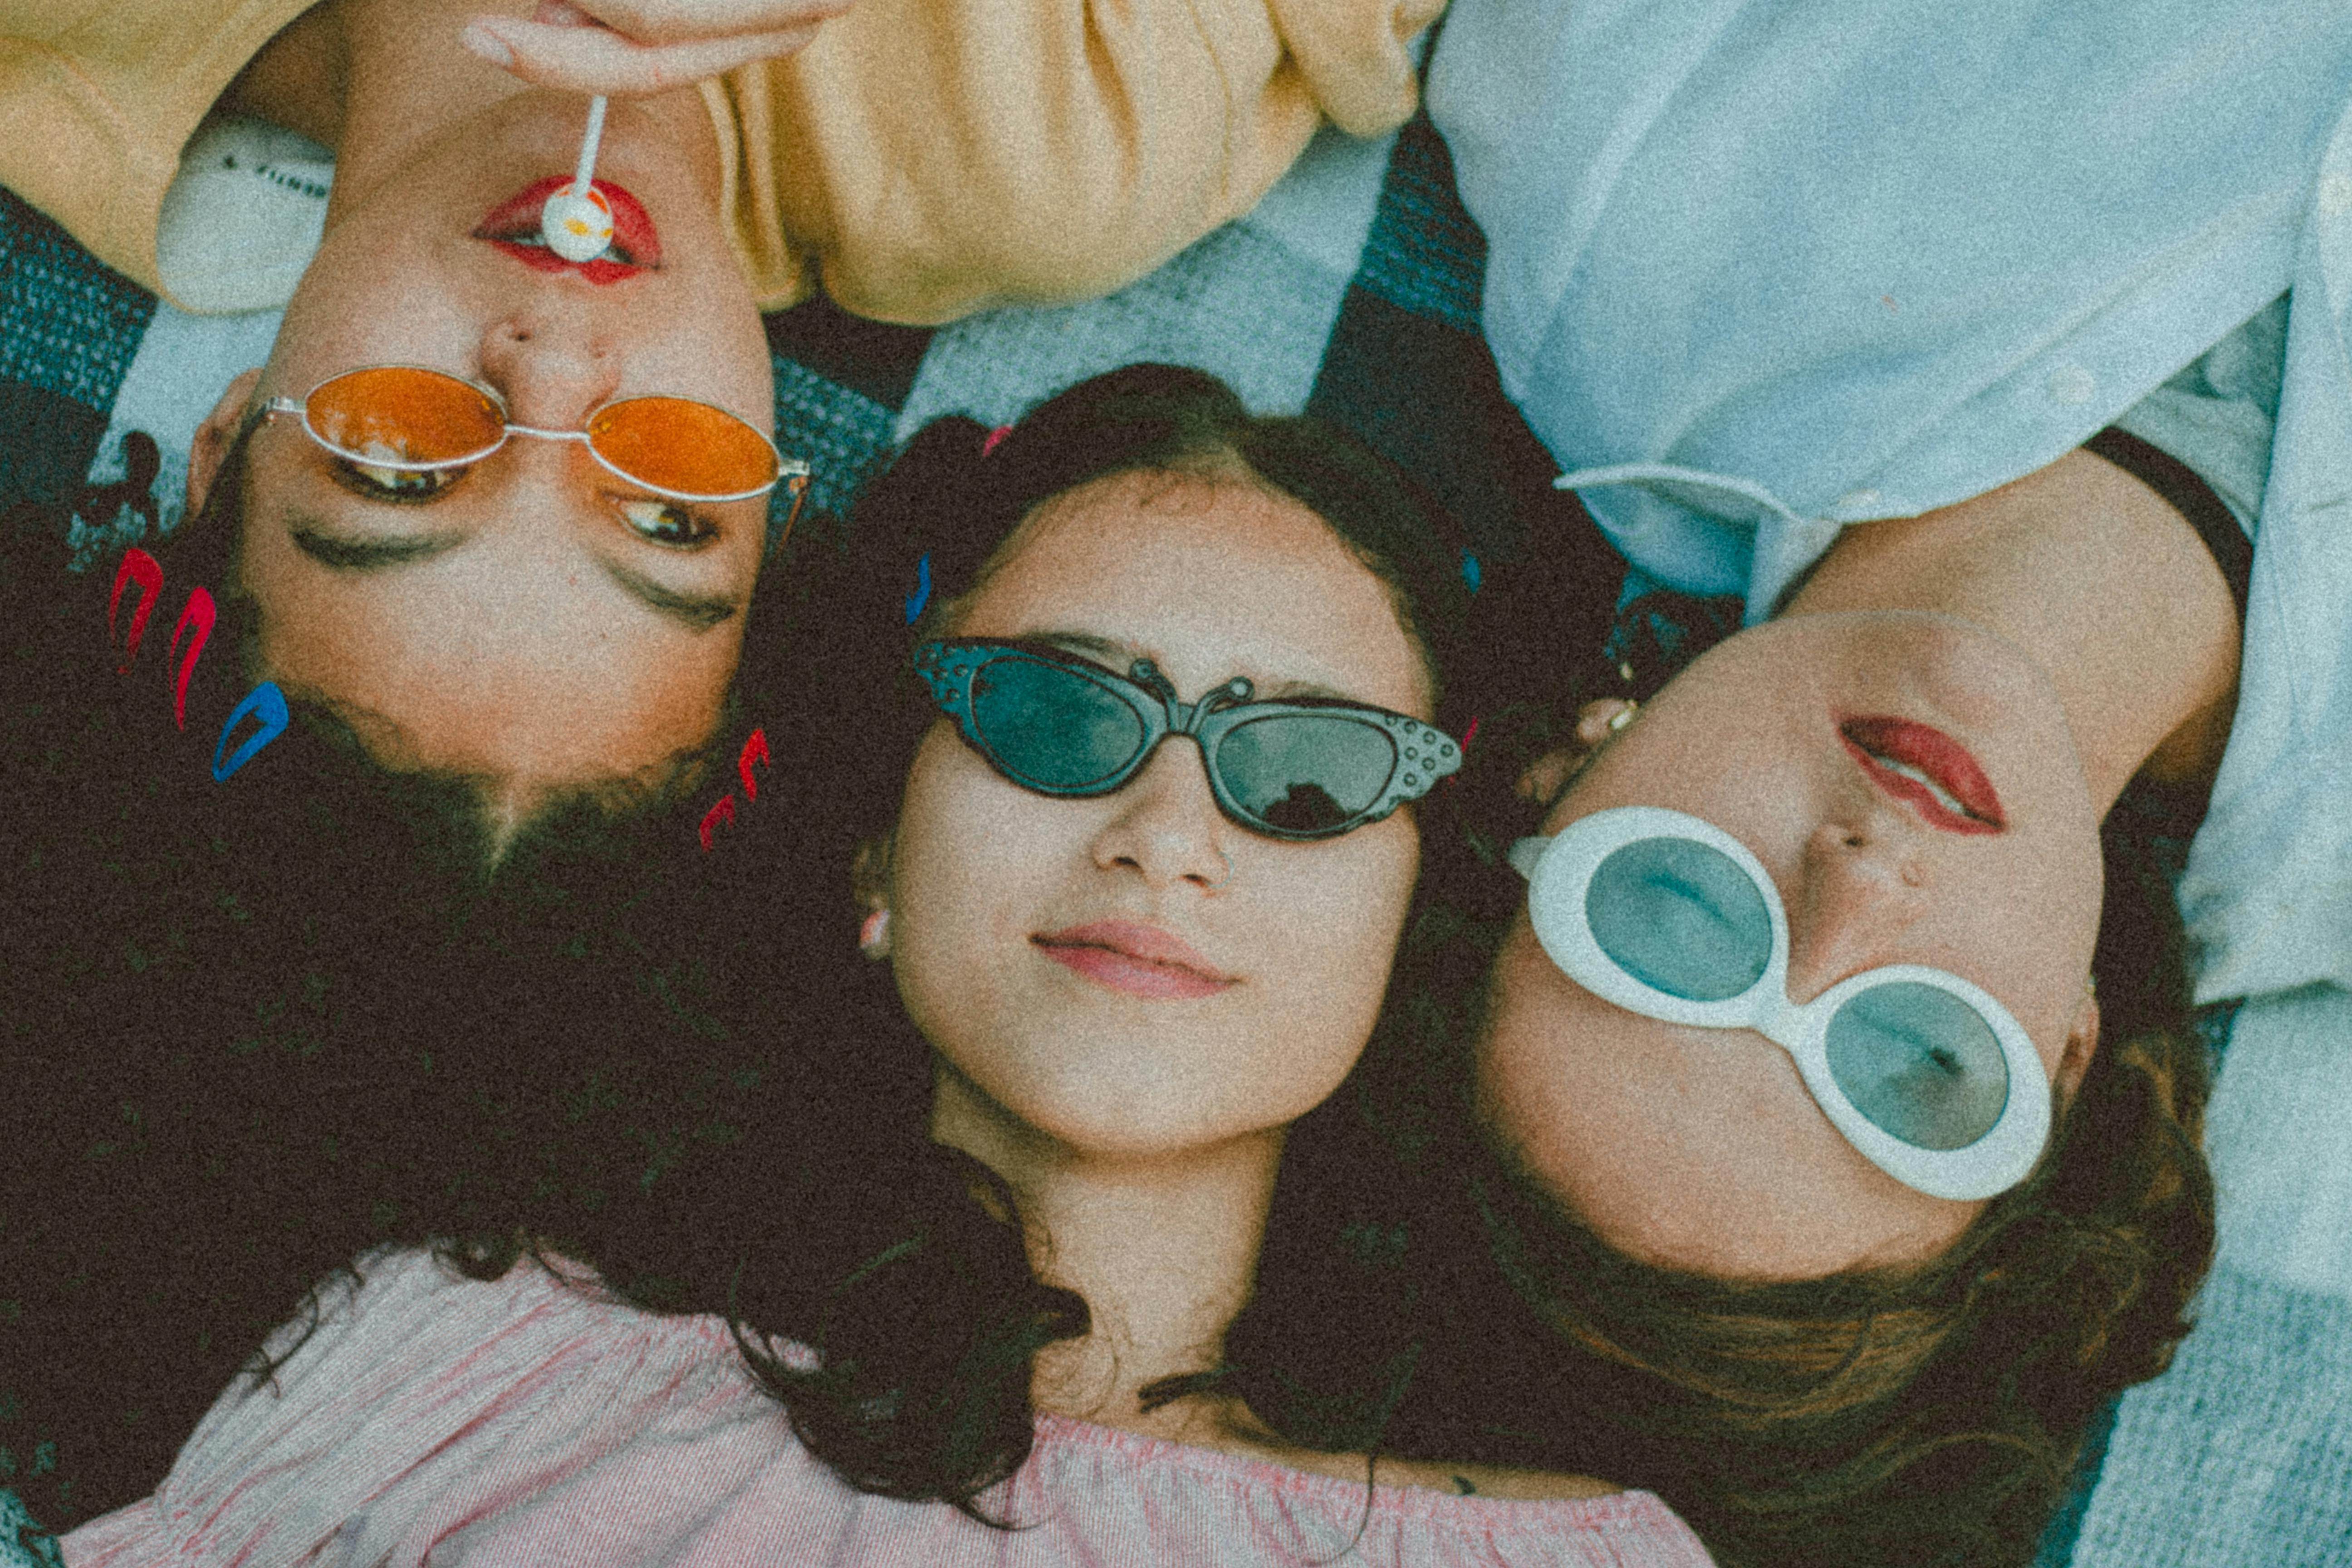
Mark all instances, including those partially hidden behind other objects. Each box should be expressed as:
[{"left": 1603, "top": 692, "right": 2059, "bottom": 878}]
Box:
[
  {"left": 1824, "top": 983, "right": 2010, "bottom": 1150},
  {"left": 969, "top": 657, "right": 1147, "bottom": 790},
  {"left": 1585, "top": 838, "right": 1772, "bottom": 1001},
  {"left": 307, "top": 367, "right": 503, "bottom": 464},
  {"left": 589, "top": 398, "right": 780, "bottom": 498},
  {"left": 1213, "top": 715, "right": 1395, "bottom": 835}
]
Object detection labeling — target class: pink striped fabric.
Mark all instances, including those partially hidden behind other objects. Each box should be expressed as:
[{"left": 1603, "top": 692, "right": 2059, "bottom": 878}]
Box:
[{"left": 64, "top": 1248, "right": 1715, "bottom": 1567}]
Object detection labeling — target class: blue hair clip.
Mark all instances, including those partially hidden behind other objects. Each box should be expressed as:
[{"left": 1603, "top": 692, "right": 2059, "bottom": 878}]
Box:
[
  {"left": 212, "top": 681, "right": 290, "bottom": 781},
  {"left": 903, "top": 553, "right": 933, "bottom": 624}
]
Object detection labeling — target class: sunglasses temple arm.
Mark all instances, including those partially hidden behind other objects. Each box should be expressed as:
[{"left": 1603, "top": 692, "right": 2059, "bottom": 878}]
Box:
[
  {"left": 1507, "top": 836, "right": 1551, "bottom": 880},
  {"left": 774, "top": 473, "right": 811, "bottom": 553},
  {"left": 575, "top": 96, "right": 608, "bottom": 193}
]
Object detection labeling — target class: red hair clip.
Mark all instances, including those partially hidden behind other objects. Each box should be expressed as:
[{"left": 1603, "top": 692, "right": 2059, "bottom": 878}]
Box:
[{"left": 980, "top": 423, "right": 1015, "bottom": 457}]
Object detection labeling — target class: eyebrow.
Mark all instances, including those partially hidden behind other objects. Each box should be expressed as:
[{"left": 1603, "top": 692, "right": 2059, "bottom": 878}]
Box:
[
  {"left": 289, "top": 514, "right": 467, "bottom": 570},
  {"left": 596, "top": 558, "right": 743, "bottom": 633},
  {"left": 1032, "top": 630, "right": 1357, "bottom": 704}
]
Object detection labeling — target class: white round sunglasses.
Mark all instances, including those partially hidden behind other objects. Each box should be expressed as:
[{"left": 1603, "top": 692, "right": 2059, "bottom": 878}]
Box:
[{"left": 1509, "top": 805, "right": 2051, "bottom": 1201}]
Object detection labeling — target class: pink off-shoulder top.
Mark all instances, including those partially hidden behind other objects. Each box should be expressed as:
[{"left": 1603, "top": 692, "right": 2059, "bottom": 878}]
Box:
[{"left": 64, "top": 1247, "right": 1715, "bottom": 1567}]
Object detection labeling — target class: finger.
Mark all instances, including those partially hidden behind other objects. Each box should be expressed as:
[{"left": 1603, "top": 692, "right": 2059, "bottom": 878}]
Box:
[
  {"left": 465, "top": 18, "right": 823, "bottom": 94},
  {"left": 534, "top": 0, "right": 849, "bottom": 49},
  {"left": 1572, "top": 701, "right": 1637, "bottom": 747}
]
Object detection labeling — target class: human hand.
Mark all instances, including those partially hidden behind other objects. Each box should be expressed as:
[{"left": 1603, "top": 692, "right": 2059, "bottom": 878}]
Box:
[
  {"left": 1513, "top": 700, "right": 1639, "bottom": 805},
  {"left": 461, "top": 0, "right": 852, "bottom": 96}
]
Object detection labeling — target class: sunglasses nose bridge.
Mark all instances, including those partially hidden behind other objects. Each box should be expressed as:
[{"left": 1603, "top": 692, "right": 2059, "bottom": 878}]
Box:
[
  {"left": 1748, "top": 991, "right": 1813, "bottom": 1055},
  {"left": 501, "top": 422, "right": 591, "bottom": 446},
  {"left": 1117, "top": 728, "right": 1213, "bottom": 799}
]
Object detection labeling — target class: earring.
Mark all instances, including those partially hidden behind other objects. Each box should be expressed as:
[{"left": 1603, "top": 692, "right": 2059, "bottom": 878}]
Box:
[
  {"left": 1607, "top": 700, "right": 1640, "bottom": 733},
  {"left": 858, "top": 907, "right": 892, "bottom": 959}
]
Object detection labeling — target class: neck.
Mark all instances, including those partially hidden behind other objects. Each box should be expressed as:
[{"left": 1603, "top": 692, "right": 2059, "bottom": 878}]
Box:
[
  {"left": 929, "top": 1068, "right": 1284, "bottom": 1443},
  {"left": 222, "top": 0, "right": 351, "bottom": 150},
  {"left": 1782, "top": 449, "right": 2241, "bottom": 814}
]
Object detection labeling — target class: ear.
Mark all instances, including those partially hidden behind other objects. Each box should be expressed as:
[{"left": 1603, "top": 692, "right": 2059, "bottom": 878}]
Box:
[
  {"left": 2055, "top": 987, "right": 2101, "bottom": 1103},
  {"left": 851, "top": 833, "right": 893, "bottom": 914},
  {"left": 187, "top": 368, "right": 265, "bottom": 518},
  {"left": 1513, "top": 699, "right": 1639, "bottom": 803}
]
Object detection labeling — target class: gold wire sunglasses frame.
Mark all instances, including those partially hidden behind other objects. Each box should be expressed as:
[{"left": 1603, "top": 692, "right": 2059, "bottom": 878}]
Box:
[{"left": 261, "top": 364, "right": 811, "bottom": 508}]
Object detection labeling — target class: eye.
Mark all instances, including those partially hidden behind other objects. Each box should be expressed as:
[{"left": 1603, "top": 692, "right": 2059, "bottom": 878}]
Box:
[
  {"left": 619, "top": 497, "right": 718, "bottom": 546},
  {"left": 333, "top": 459, "right": 462, "bottom": 502}
]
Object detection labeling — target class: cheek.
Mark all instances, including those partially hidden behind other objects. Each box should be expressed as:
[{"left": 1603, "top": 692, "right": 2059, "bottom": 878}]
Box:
[
  {"left": 887, "top": 734, "right": 1065, "bottom": 1016},
  {"left": 1474, "top": 922, "right": 1578, "bottom": 1148},
  {"left": 270, "top": 230, "right": 474, "bottom": 389},
  {"left": 1974, "top": 836, "right": 2105, "bottom": 1076},
  {"left": 1250, "top": 821, "right": 1421, "bottom": 1050}
]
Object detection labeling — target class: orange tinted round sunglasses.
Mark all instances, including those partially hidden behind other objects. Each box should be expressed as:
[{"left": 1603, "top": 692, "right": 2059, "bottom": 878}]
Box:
[{"left": 262, "top": 365, "right": 808, "bottom": 506}]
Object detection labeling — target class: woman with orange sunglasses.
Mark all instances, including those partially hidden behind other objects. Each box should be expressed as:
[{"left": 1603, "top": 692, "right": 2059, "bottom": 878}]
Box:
[{"left": 1, "top": 0, "right": 1441, "bottom": 848}]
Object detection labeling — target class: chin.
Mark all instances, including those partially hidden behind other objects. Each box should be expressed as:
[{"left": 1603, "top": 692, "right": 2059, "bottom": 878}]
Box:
[{"left": 1013, "top": 1080, "right": 1265, "bottom": 1159}]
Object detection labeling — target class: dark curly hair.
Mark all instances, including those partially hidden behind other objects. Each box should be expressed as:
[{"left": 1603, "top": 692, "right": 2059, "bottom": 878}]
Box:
[{"left": 1226, "top": 559, "right": 2217, "bottom": 1568}]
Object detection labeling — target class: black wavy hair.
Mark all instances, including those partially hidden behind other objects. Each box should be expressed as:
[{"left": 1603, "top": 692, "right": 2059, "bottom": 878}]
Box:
[
  {"left": 448, "top": 362, "right": 1478, "bottom": 1519},
  {"left": 0, "top": 415, "right": 755, "bottom": 1529}
]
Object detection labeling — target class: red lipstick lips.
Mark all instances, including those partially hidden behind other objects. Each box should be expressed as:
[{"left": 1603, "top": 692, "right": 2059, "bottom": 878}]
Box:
[
  {"left": 473, "top": 176, "right": 662, "bottom": 284},
  {"left": 1839, "top": 715, "right": 2006, "bottom": 835},
  {"left": 1033, "top": 920, "right": 1235, "bottom": 1001}
]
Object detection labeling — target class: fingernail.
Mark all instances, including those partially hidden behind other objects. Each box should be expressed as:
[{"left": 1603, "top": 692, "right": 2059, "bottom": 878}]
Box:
[{"left": 461, "top": 24, "right": 514, "bottom": 67}]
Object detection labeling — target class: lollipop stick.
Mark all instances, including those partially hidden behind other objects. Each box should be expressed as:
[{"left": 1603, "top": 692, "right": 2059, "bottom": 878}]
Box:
[{"left": 573, "top": 95, "right": 608, "bottom": 193}]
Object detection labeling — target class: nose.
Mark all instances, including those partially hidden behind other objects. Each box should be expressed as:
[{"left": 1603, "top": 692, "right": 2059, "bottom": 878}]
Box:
[
  {"left": 1784, "top": 815, "right": 1929, "bottom": 1003},
  {"left": 1089, "top": 737, "right": 1235, "bottom": 892},
  {"left": 476, "top": 316, "right": 621, "bottom": 429}
]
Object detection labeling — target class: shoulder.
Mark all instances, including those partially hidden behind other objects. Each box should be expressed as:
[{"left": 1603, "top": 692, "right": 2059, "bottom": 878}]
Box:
[{"left": 69, "top": 1247, "right": 762, "bottom": 1564}]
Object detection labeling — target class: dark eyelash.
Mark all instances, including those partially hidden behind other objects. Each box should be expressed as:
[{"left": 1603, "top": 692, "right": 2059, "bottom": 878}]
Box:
[
  {"left": 329, "top": 459, "right": 462, "bottom": 505},
  {"left": 621, "top": 497, "right": 722, "bottom": 547},
  {"left": 326, "top": 459, "right": 722, "bottom": 549}
]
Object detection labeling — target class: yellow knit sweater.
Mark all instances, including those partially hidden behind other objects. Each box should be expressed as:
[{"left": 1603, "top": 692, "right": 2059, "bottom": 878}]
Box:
[{"left": 0, "top": 0, "right": 1441, "bottom": 320}]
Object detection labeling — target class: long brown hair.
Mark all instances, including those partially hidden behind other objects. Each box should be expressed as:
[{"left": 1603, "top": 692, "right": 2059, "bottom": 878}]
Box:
[{"left": 1229, "top": 583, "right": 2216, "bottom": 1568}]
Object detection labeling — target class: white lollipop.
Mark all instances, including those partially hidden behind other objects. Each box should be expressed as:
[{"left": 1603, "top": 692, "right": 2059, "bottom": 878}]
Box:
[{"left": 541, "top": 95, "right": 613, "bottom": 262}]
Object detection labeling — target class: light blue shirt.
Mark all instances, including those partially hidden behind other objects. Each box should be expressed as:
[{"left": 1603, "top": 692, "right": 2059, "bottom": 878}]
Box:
[{"left": 1429, "top": 1, "right": 2352, "bottom": 1002}]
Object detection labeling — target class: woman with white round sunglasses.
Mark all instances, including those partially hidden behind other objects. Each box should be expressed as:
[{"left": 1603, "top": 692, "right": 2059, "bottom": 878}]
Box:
[
  {"left": 1227, "top": 421, "right": 2249, "bottom": 1568},
  {"left": 1217, "top": 12, "right": 2352, "bottom": 1551}
]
